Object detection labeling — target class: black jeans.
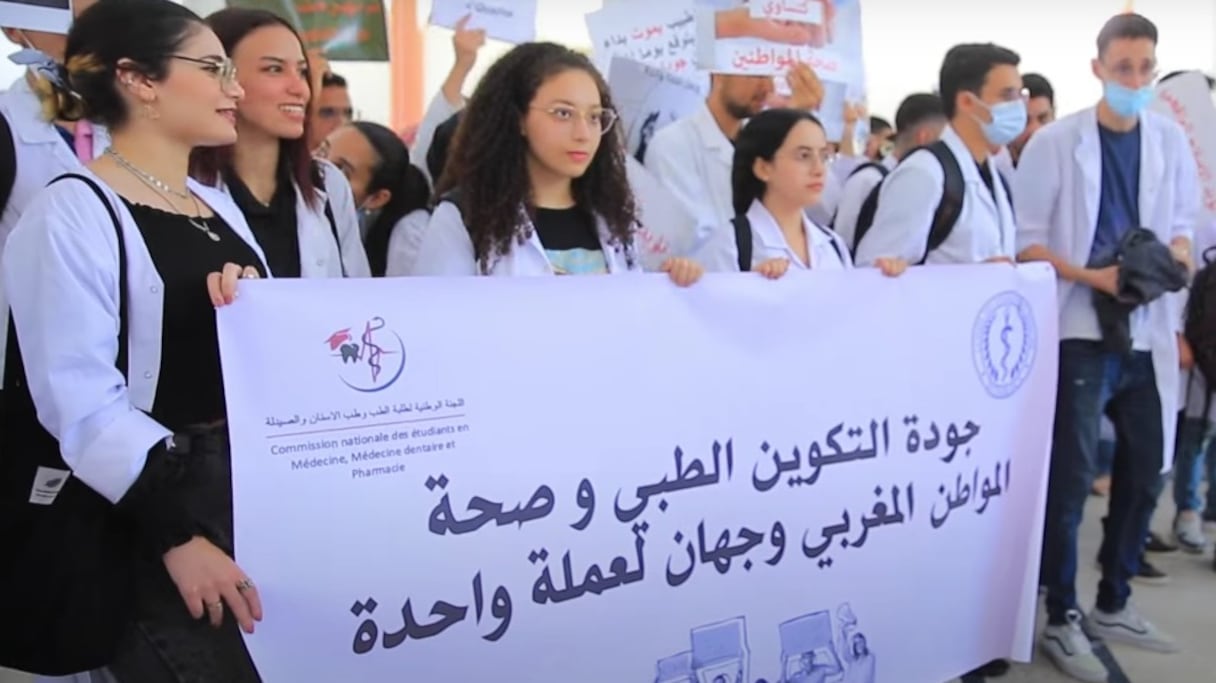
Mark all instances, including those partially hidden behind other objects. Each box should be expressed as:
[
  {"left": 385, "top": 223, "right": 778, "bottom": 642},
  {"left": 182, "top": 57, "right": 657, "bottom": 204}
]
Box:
[
  {"left": 108, "top": 423, "right": 260, "bottom": 683},
  {"left": 1040, "top": 341, "right": 1163, "bottom": 624}
]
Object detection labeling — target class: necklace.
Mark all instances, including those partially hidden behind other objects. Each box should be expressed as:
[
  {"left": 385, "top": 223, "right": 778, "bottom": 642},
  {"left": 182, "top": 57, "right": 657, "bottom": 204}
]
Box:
[{"left": 106, "top": 148, "right": 221, "bottom": 242}]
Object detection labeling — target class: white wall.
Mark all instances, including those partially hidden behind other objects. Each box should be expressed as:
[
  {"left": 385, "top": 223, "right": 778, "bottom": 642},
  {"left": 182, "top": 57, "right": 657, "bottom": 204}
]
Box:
[{"left": 4, "top": 0, "right": 1213, "bottom": 125}]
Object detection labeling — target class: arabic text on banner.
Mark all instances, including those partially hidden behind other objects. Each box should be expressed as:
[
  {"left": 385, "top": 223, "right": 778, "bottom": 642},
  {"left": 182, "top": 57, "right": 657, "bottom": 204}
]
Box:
[
  {"left": 225, "top": 0, "right": 389, "bottom": 61},
  {"left": 217, "top": 265, "right": 1059, "bottom": 683}
]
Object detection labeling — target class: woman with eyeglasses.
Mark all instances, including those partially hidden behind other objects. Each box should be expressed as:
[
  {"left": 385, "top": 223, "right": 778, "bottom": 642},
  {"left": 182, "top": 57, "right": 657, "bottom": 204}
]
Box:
[
  {"left": 191, "top": 7, "right": 370, "bottom": 280},
  {"left": 2, "top": 0, "right": 267, "bottom": 680},
  {"left": 319, "top": 120, "right": 431, "bottom": 276},
  {"left": 696, "top": 108, "right": 907, "bottom": 278},
  {"left": 414, "top": 41, "right": 701, "bottom": 284}
]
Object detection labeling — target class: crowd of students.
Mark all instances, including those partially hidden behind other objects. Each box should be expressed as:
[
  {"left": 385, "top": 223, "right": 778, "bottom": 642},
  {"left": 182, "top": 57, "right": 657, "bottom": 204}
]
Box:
[{"left": 0, "top": 1, "right": 1213, "bottom": 682}]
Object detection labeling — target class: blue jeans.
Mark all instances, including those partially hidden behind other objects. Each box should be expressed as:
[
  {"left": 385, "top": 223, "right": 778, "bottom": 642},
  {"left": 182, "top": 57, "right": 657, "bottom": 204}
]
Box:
[
  {"left": 1041, "top": 341, "right": 1163, "bottom": 624},
  {"left": 1172, "top": 414, "right": 1216, "bottom": 515}
]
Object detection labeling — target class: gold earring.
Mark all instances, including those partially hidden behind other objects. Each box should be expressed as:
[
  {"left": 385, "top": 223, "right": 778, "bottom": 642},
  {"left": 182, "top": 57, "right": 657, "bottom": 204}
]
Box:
[{"left": 143, "top": 102, "right": 160, "bottom": 120}]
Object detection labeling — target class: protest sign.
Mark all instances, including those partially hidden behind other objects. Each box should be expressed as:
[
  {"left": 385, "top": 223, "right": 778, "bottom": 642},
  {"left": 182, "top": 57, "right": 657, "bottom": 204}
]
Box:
[
  {"left": 428, "top": 0, "right": 537, "bottom": 45},
  {"left": 227, "top": 0, "right": 389, "bottom": 61},
  {"left": 218, "top": 265, "right": 1057, "bottom": 682}
]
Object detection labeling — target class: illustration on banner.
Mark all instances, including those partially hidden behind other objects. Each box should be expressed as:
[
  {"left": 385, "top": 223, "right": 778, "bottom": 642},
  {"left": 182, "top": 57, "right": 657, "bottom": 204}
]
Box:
[
  {"left": 971, "top": 290, "right": 1036, "bottom": 400},
  {"left": 654, "top": 604, "right": 875, "bottom": 683},
  {"left": 325, "top": 317, "right": 406, "bottom": 393}
]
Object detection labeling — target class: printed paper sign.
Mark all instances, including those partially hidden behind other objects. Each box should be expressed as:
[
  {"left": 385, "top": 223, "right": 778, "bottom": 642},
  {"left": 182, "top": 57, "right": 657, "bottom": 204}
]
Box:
[
  {"left": 428, "top": 0, "right": 537, "bottom": 45},
  {"left": 0, "top": 0, "right": 71, "bottom": 33},
  {"left": 586, "top": 1, "right": 700, "bottom": 78},
  {"left": 218, "top": 264, "right": 1058, "bottom": 682},
  {"left": 609, "top": 56, "right": 707, "bottom": 164}
]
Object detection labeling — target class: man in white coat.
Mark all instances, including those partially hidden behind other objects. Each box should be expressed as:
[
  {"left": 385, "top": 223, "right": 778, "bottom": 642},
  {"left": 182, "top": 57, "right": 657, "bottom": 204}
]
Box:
[
  {"left": 644, "top": 66, "right": 822, "bottom": 254},
  {"left": 1014, "top": 13, "right": 1197, "bottom": 682}
]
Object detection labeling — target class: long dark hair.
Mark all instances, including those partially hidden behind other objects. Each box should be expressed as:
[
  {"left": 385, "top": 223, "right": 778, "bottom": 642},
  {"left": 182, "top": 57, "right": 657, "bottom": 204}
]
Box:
[
  {"left": 732, "top": 108, "right": 823, "bottom": 217},
  {"left": 40, "top": 0, "right": 203, "bottom": 127},
  {"left": 436, "top": 42, "right": 638, "bottom": 273},
  {"left": 189, "top": 7, "right": 319, "bottom": 207},
  {"left": 348, "top": 122, "right": 432, "bottom": 276}
]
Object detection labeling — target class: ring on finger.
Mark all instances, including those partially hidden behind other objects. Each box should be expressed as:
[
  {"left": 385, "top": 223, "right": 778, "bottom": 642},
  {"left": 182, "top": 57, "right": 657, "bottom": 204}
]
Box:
[
  {"left": 236, "top": 578, "right": 255, "bottom": 592},
  {"left": 208, "top": 600, "right": 224, "bottom": 611}
]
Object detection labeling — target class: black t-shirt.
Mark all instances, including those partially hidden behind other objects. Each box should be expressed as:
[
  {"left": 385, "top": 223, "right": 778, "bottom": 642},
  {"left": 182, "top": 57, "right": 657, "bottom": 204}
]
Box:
[
  {"left": 225, "top": 166, "right": 301, "bottom": 278},
  {"left": 532, "top": 206, "right": 607, "bottom": 275},
  {"left": 124, "top": 201, "right": 267, "bottom": 429}
]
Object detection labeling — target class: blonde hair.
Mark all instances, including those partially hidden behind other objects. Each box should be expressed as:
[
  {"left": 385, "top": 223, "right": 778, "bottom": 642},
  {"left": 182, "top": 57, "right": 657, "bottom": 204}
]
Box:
[{"left": 30, "top": 52, "right": 102, "bottom": 122}]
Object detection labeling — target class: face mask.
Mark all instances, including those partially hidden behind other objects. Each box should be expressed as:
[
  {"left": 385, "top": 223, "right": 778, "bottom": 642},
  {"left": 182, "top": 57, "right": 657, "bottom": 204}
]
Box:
[
  {"left": 8, "top": 41, "right": 65, "bottom": 88},
  {"left": 1104, "top": 81, "right": 1155, "bottom": 118},
  {"left": 971, "top": 98, "right": 1028, "bottom": 147}
]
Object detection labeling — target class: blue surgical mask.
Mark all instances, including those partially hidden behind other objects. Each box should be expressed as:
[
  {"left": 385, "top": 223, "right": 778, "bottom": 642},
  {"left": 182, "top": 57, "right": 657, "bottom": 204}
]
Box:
[
  {"left": 1104, "top": 81, "right": 1155, "bottom": 118},
  {"left": 8, "top": 45, "right": 65, "bottom": 88},
  {"left": 972, "top": 98, "right": 1028, "bottom": 147}
]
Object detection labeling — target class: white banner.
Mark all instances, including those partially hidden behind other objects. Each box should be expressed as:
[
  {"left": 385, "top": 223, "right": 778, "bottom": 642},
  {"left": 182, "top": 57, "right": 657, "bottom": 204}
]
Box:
[
  {"left": 428, "top": 0, "right": 537, "bottom": 45},
  {"left": 0, "top": 0, "right": 71, "bottom": 33},
  {"left": 1153, "top": 72, "right": 1216, "bottom": 219},
  {"left": 218, "top": 264, "right": 1058, "bottom": 683}
]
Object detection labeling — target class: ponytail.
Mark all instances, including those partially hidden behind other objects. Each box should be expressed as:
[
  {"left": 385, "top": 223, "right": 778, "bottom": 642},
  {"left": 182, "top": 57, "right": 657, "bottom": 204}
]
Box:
[{"left": 350, "top": 122, "right": 432, "bottom": 276}]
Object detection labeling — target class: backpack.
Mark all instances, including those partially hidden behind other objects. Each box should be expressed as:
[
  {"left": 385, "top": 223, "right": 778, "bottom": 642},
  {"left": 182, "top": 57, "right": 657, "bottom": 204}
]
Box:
[
  {"left": 730, "top": 214, "right": 844, "bottom": 272},
  {"left": 0, "top": 113, "right": 15, "bottom": 214},
  {"left": 1184, "top": 246, "right": 1216, "bottom": 388},
  {"left": 850, "top": 140, "right": 1012, "bottom": 264},
  {"left": 0, "top": 173, "right": 136, "bottom": 675}
]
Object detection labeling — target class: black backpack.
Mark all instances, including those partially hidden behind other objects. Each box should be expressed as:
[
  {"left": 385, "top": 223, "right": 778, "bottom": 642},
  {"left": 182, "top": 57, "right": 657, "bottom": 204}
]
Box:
[
  {"left": 850, "top": 141, "right": 1013, "bottom": 264},
  {"left": 730, "top": 214, "right": 844, "bottom": 272},
  {"left": 0, "top": 113, "right": 16, "bottom": 215},
  {"left": 1185, "top": 246, "right": 1216, "bottom": 388},
  {"left": 0, "top": 173, "right": 137, "bottom": 675}
]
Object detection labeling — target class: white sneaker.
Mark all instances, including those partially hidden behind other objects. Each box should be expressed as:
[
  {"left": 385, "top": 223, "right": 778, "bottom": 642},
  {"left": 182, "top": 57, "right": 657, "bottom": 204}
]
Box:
[
  {"left": 1040, "top": 610, "right": 1109, "bottom": 682},
  {"left": 1087, "top": 605, "right": 1179, "bottom": 653},
  {"left": 1173, "top": 514, "right": 1209, "bottom": 554}
]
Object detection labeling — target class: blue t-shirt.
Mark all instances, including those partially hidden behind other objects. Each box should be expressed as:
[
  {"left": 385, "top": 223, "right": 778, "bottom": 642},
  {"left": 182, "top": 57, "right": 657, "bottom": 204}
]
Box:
[{"left": 1090, "top": 124, "right": 1141, "bottom": 260}]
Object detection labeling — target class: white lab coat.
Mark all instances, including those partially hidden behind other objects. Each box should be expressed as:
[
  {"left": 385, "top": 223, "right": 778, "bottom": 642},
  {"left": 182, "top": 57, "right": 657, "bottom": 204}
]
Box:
[
  {"left": 645, "top": 101, "right": 734, "bottom": 253},
  {"left": 0, "top": 75, "right": 110, "bottom": 376},
  {"left": 1014, "top": 106, "right": 1200, "bottom": 470},
  {"left": 213, "top": 158, "right": 370, "bottom": 278},
  {"left": 384, "top": 208, "right": 432, "bottom": 276},
  {"left": 993, "top": 145, "right": 1016, "bottom": 188},
  {"left": 410, "top": 91, "right": 463, "bottom": 186},
  {"left": 854, "top": 125, "right": 1016, "bottom": 267},
  {"left": 2, "top": 170, "right": 269, "bottom": 503},
  {"left": 413, "top": 201, "right": 642, "bottom": 276},
  {"left": 696, "top": 199, "right": 851, "bottom": 272},
  {"left": 831, "top": 157, "right": 896, "bottom": 251}
]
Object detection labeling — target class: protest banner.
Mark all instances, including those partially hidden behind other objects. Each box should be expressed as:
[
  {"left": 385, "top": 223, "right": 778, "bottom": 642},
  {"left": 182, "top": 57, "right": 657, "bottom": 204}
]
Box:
[
  {"left": 226, "top": 0, "right": 388, "bottom": 61},
  {"left": 1153, "top": 72, "right": 1216, "bottom": 217},
  {"left": 0, "top": 0, "right": 71, "bottom": 33},
  {"left": 218, "top": 265, "right": 1057, "bottom": 682},
  {"left": 428, "top": 0, "right": 537, "bottom": 45}
]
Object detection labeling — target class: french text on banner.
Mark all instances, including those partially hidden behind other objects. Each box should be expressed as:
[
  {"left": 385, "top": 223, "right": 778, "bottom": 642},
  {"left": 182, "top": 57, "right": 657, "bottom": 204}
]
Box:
[
  {"left": 217, "top": 265, "right": 1058, "bottom": 682},
  {"left": 428, "top": 0, "right": 537, "bottom": 45}
]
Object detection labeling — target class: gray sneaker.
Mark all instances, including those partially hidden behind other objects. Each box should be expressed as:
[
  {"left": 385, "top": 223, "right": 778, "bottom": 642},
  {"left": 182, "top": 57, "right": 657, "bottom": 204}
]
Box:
[
  {"left": 1087, "top": 605, "right": 1179, "bottom": 653},
  {"left": 1174, "top": 514, "right": 1209, "bottom": 554},
  {"left": 1040, "top": 610, "right": 1108, "bottom": 682}
]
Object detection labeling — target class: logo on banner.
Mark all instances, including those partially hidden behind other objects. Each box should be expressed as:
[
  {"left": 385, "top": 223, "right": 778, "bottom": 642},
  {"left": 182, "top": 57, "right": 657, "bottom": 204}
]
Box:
[
  {"left": 324, "top": 317, "right": 405, "bottom": 392},
  {"left": 972, "top": 291, "right": 1036, "bottom": 399}
]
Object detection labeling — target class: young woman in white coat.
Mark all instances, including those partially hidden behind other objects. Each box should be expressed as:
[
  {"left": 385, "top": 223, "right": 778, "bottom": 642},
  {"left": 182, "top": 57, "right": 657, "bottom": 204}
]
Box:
[
  {"left": 698, "top": 107, "right": 907, "bottom": 278},
  {"left": 413, "top": 41, "right": 701, "bottom": 284},
  {"left": 319, "top": 120, "right": 431, "bottom": 276},
  {"left": 190, "top": 7, "right": 369, "bottom": 279},
  {"left": 3, "top": 0, "right": 266, "bottom": 680}
]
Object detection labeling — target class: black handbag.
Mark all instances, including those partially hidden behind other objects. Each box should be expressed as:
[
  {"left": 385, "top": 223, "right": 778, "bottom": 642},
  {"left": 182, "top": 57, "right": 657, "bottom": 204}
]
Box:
[{"left": 0, "top": 172, "right": 136, "bottom": 675}]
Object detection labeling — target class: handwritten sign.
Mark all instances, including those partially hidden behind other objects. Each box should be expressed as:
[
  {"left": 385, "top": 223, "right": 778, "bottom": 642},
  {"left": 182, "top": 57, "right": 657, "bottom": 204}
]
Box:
[
  {"left": 750, "top": 0, "right": 824, "bottom": 24},
  {"left": 0, "top": 0, "right": 71, "bottom": 33},
  {"left": 1153, "top": 72, "right": 1216, "bottom": 217},
  {"left": 428, "top": 0, "right": 537, "bottom": 45},
  {"left": 226, "top": 0, "right": 389, "bottom": 61},
  {"left": 218, "top": 265, "right": 1057, "bottom": 682},
  {"left": 586, "top": 1, "right": 701, "bottom": 79}
]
